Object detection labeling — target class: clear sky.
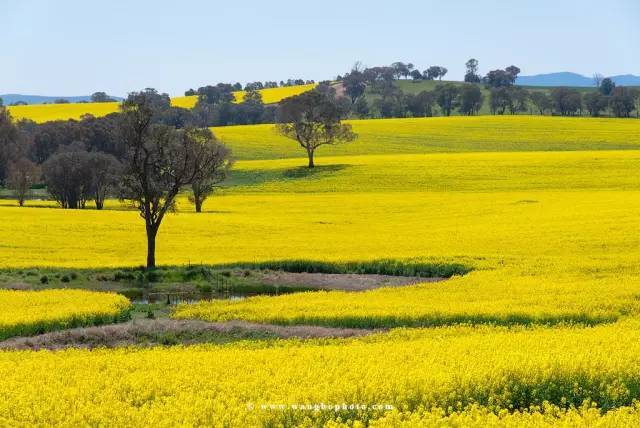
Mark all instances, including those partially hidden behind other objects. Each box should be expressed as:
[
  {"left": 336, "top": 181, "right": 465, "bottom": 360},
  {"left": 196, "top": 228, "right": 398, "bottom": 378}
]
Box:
[{"left": 2, "top": 0, "right": 639, "bottom": 97}]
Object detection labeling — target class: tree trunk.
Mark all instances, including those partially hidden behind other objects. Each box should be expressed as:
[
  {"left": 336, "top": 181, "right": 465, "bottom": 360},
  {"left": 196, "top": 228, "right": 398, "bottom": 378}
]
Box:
[
  {"left": 195, "top": 199, "right": 202, "bottom": 213},
  {"left": 307, "top": 149, "right": 315, "bottom": 168},
  {"left": 146, "top": 225, "right": 158, "bottom": 269}
]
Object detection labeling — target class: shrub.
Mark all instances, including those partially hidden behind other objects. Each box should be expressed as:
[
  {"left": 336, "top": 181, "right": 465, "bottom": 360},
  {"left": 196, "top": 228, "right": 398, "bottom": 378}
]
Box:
[
  {"left": 114, "top": 271, "right": 135, "bottom": 282},
  {"left": 197, "top": 284, "right": 213, "bottom": 293},
  {"left": 182, "top": 266, "right": 213, "bottom": 282},
  {"left": 40, "top": 275, "right": 49, "bottom": 284},
  {"left": 145, "top": 270, "right": 162, "bottom": 283}
]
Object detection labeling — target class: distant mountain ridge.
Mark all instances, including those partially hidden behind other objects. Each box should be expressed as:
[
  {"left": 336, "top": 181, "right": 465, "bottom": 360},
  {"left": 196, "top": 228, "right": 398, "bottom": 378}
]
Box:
[
  {"left": 516, "top": 72, "right": 640, "bottom": 87},
  {"left": 0, "top": 94, "right": 123, "bottom": 106}
]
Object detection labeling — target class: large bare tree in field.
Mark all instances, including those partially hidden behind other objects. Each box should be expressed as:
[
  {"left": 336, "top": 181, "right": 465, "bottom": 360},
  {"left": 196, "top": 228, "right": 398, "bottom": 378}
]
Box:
[
  {"left": 119, "top": 89, "right": 231, "bottom": 268},
  {"left": 276, "top": 90, "right": 356, "bottom": 168}
]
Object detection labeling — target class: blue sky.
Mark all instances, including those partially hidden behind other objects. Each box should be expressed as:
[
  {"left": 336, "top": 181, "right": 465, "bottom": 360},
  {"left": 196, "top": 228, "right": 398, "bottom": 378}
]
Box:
[{"left": 2, "top": 0, "right": 639, "bottom": 96}]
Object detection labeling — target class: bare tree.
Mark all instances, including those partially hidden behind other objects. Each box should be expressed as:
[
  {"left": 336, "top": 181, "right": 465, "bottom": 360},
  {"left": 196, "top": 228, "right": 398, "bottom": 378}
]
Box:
[
  {"left": 188, "top": 128, "right": 233, "bottom": 213},
  {"left": 42, "top": 142, "right": 92, "bottom": 209},
  {"left": 0, "top": 107, "right": 24, "bottom": 183},
  {"left": 276, "top": 90, "right": 356, "bottom": 168},
  {"left": 7, "top": 157, "right": 39, "bottom": 206},
  {"left": 593, "top": 73, "right": 604, "bottom": 88},
  {"left": 88, "top": 152, "right": 121, "bottom": 210},
  {"left": 119, "top": 89, "right": 229, "bottom": 268}
]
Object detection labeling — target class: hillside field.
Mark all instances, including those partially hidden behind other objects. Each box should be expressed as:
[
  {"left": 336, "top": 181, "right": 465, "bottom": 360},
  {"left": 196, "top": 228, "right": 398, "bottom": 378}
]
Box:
[
  {"left": 2, "top": 115, "right": 640, "bottom": 425},
  {"left": 6, "top": 83, "right": 316, "bottom": 123}
]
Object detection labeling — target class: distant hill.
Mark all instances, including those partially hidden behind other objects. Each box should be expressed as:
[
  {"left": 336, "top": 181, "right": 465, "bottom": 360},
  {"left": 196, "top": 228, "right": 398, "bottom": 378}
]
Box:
[
  {"left": 516, "top": 72, "right": 640, "bottom": 87},
  {"left": 0, "top": 94, "right": 123, "bottom": 106}
]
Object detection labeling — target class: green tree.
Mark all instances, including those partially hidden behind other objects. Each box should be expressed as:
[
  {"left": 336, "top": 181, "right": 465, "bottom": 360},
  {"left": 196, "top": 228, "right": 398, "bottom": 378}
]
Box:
[
  {"left": 276, "top": 91, "right": 357, "bottom": 168},
  {"left": 550, "top": 87, "right": 582, "bottom": 116},
  {"left": 489, "top": 87, "right": 512, "bottom": 114},
  {"left": 505, "top": 65, "right": 521, "bottom": 82},
  {"left": 599, "top": 78, "right": 615, "bottom": 96},
  {"left": 424, "top": 66, "right": 441, "bottom": 81},
  {"left": 508, "top": 87, "right": 529, "bottom": 114},
  {"left": 406, "top": 91, "right": 436, "bottom": 117},
  {"left": 609, "top": 87, "right": 635, "bottom": 117},
  {"left": 583, "top": 92, "right": 608, "bottom": 117},
  {"left": 530, "top": 92, "right": 552, "bottom": 115},
  {"left": 484, "top": 69, "right": 516, "bottom": 88},
  {"left": 434, "top": 84, "right": 460, "bottom": 116},
  {"left": 458, "top": 84, "right": 484, "bottom": 115},
  {"left": 342, "top": 67, "right": 367, "bottom": 104},
  {"left": 91, "top": 92, "right": 115, "bottom": 103},
  {"left": 464, "top": 59, "right": 481, "bottom": 83}
]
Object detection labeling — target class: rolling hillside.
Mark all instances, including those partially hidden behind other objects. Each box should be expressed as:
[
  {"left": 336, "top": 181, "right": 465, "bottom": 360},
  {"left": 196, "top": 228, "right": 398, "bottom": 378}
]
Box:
[{"left": 213, "top": 115, "right": 640, "bottom": 160}]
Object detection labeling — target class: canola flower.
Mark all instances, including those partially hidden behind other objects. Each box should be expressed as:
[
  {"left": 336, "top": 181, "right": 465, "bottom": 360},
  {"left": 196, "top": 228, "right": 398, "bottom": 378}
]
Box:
[
  {"left": 0, "top": 289, "right": 131, "bottom": 339},
  {"left": 2, "top": 322, "right": 640, "bottom": 426},
  {"left": 7, "top": 84, "right": 317, "bottom": 123},
  {"left": 363, "top": 404, "right": 640, "bottom": 428}
]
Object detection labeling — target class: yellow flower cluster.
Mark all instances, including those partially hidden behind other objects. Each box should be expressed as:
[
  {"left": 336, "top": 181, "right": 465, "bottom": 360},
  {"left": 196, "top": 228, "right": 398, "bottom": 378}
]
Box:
[
  {"left": 2, "top": 322, "right": 640, "bottom": 426},
  {"left": 0, "top": 290, "right": 130, "bottom": 339},
  {"left": 6, "top": 83, "right": 317, "bottom": 123},
  {"left": 363, "top": 404, "right": 640, "bottom": 428}
]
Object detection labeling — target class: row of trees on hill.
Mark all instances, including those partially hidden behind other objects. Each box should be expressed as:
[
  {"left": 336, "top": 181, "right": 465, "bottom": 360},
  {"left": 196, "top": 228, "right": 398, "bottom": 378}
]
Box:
[
  {"left": 337, "top": 61, "right": 640, "bottom": 119},
  {"left": 188, "top": 84, "right": 277, "bottom": 126},
  {"left": 184, "top": 79, "right": 315, "bottom": 95}
]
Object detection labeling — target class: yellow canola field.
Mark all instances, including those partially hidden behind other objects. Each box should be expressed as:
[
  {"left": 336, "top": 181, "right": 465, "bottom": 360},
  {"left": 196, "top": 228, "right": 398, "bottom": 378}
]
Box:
[
  {"left": 7, "top": 84, "right": 316, "bottom": 123},
  {"left": 0, "top": 290, "right": 130, "bottom": 340},
  {"left": 213, "top": 115, "right": 640, "bottom": 160},
  {"left": 3, "top": 149, "right": 640, "bottom": 329},
  {"left": 7, "top": 101, "right": 120, "bottom": 123},
  {"left": 1, "top": 116, "right": 640, "bottom": 425},
  {"left": 1, "top": 150, "right": 637, "bottom": 268},
  {"left": 3, "top": 322, "right": 640, "bottom": 426},
  {"left": 172, "top": 83, "right": 317, "bottom": 109}
]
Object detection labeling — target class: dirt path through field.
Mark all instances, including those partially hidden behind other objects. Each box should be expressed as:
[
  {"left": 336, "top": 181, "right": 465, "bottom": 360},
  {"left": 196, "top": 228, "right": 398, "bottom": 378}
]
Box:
[{"left": 0, "top": 319, "right": 378, "bottom": 350}]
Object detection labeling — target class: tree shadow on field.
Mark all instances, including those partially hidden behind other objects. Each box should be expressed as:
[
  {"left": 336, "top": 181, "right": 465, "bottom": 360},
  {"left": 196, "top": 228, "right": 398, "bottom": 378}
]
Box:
[
  {"left": 282, "top": 164, "right": 349, "bottom": 178},
  {"left": 225, "top": 164, "right": 351, "bottom": 189}
]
